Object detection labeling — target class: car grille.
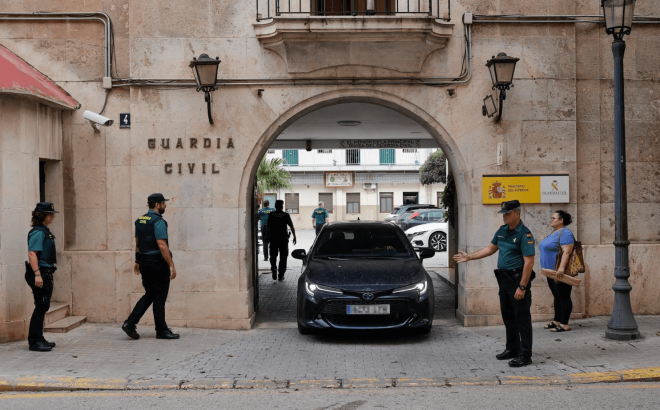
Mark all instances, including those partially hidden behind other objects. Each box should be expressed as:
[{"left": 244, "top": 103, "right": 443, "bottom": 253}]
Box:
[{"left": 319, "top": 299, "right": 415, "bottom": 327}]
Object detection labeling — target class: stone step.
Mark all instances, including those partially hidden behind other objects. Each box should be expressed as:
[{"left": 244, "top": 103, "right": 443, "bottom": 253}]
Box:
[
  {"left": 45, "top": 302, "right": 69, "bottom": 326},
  {"left": 44, "top": 316, "right": 86, "bottom": 333}
]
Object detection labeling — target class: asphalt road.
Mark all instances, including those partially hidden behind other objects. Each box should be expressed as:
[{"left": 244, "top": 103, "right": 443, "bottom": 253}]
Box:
[{"left": 1, "top": 383, "right": 659, "bottom": 410}]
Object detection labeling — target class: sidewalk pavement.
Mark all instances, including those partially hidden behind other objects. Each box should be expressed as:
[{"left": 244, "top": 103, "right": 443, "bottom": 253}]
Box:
[{"left": 1, "top": 313, "right": 659, "bottom": 391}]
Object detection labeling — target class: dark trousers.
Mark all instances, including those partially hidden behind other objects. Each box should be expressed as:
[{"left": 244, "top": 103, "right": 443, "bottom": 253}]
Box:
[
  {"left": 315, "top": 223, "right": 324, "bottom": 236},
  {"left": 269, "top": 240, "right": 289, "bottom": 277},
  {"left": 262, "top": 225, "right": 270, "bottom": 260},
  {"left": 26, "top": 271, "right": 54, "bottom": 345},
  {"left": 547, "top": 277, "right": 573, "bottom": 325},
  {"left": 497, "top": 275, "right": 533, "bottom": 358},
  {"left": 126, "top": 257, "right": 171, "bottom": 332}
]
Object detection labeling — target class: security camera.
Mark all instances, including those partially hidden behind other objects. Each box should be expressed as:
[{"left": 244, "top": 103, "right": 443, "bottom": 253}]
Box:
[{"left": 83, "top": 110, "right": 113, "bottom": 133}]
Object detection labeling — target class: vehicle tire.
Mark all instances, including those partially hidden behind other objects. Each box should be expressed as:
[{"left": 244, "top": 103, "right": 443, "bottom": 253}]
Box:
[
  {"left": 429, "top": 232, "right": 447, "bottom": 252},
  {"left": 298, "top": 321, "right": 314, "bottom": 335}
]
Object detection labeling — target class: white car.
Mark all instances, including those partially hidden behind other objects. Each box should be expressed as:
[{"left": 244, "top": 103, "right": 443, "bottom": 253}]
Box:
[{"left": 405, "top": 223, "right": 448, "bottom": 252}]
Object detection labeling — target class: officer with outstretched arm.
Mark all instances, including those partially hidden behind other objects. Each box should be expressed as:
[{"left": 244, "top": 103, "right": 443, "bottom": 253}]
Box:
[
  {"left": 453, "top": 200, "right": 536, "bottom": 367},
  {"left": 122, "top": 193, "right": 179, "bottom": 340}
]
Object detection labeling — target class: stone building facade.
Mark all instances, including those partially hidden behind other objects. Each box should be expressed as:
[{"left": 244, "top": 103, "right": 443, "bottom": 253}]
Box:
[{"left": 1, "top": 0, "right": 660, "bottom": 341}]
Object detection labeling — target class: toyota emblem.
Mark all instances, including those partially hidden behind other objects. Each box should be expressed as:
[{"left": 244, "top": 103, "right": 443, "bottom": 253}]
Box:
[{"left": 362, "top": 292, "right": 374, "bottom": 301}]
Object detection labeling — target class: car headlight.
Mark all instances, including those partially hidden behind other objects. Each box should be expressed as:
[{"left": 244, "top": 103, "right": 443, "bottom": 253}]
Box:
[
  {"left": 392, "top": 279, "right": 428, "bottom": 296},
  {"left": 411, "top": 231, "right": 427, "bottom": 237},
  {"left": 305, "top": 279, "right": 342, "bottom": 297}
]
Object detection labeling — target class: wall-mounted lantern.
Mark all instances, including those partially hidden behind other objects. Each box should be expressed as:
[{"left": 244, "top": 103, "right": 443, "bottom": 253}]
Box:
[
  {"left": 189, "top": 53, "right": 221, "bottom": 124},
  {"left": 482, "top": 52, "right": 519, "bottom": 122}
]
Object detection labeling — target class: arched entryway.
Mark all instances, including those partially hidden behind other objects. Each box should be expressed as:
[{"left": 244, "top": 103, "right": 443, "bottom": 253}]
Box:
[{"left": 239, "top": 89, "right": 473, "bottom": 326}]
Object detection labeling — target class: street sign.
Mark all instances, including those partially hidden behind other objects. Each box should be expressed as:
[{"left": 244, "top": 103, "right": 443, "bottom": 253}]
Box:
[
  {"left": 482, "top": 174, "right": 569, "bottom": 204},
  {"left": 120, "top": 113, "right": 131, "bottom": 128}
]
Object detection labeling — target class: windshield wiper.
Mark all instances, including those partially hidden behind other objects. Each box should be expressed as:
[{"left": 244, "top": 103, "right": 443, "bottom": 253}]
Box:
[{"left": 365, "top": 256, "right": 406, "bottom": 260}]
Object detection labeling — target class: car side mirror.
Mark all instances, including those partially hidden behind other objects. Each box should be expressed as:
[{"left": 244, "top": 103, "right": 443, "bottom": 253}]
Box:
[
  {"left": 418, "top": 249, "right": 435, "bottom": 260},
  {"left": 292, "top": 249, "right": 307, "bottom": 260}
]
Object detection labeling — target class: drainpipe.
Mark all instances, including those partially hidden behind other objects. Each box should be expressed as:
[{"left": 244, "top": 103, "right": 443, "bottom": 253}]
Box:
[{"left": 0, "top": 12, "right": 113, "bottom": 87}]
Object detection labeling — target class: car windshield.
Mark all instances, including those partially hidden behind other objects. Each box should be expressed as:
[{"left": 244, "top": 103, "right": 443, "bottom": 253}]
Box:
[
  {"left": 313, "top": 226, "right": 414, "bottom": 259},
  {"left": 392, "top": 207, "right": 401, "bottom": 214}
]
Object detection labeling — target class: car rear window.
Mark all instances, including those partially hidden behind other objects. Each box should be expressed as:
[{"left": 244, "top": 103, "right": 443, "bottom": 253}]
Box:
[
  {"left": 392, "top": 207, "right": 401, "bottom": 214},
  {"left": 314, "top": 226, "right": 414, "bottom": 258}
]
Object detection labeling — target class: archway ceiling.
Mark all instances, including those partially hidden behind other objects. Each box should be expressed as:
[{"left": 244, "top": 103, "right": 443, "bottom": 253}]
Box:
[{"left": 271, "top": 103, "right": 437, "bottom": 149}]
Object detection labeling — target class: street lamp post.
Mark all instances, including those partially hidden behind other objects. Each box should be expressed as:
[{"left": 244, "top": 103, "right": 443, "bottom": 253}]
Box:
[{"left": 602, "top": 0, "right": 640, "bottom": 341}]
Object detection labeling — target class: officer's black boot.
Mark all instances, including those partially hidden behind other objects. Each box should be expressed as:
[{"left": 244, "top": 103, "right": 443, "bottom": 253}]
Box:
[
  {"left": 29, "top": 341, "right": 52, "bottom": 352},
  {"left": 495, "top": 349, "right": 519, "bottom": 360},
  {"left": 156, "top": 328, "right": 180, "bottom": 340},
  {"left": 272, "top": 271, "right": 277, "bottom": 280},
  {"left": 508, "top": 355, "right": 533, "bottom": 367},
  {"left": 122, "top": 322, "right": 140, "bottom": 340},
  {"left": 41, "top": 337, "right": 56, "bottom": 348}
]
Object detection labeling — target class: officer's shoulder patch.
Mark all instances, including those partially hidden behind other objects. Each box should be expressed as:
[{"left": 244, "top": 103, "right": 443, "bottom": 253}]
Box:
[
  {"left": 527, "top": 240, "right": 534, "bottom": 244},
  {"left": 526, "top": 233, "right": 532, "bottom": 238}
]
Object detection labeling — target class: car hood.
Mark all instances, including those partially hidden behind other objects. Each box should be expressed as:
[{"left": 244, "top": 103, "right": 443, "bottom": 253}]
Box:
[
  {"left": 405, "top": 222, "right": 447, "bottom": 235},
  {"left": 306, "top": 258, "right": 426, "bottom": 291}
]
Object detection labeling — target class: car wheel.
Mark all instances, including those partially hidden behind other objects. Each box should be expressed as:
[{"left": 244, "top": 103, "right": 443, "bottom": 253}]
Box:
[
  {"left": 429, "top": 232, "right": 447, "bottom": 252},
  {"left": 297, "top": 321, "right": 314, "bottom": 335}
]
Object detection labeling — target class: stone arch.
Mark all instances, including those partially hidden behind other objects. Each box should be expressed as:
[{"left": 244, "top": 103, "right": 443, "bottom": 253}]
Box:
[{"left": 240, "top": 88, "right": 472, "bottom": 322}]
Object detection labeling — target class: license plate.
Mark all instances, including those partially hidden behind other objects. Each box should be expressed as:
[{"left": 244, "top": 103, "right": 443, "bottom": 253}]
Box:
[{"left": 346, "top": 305, "right": 390, "bottom": 315}]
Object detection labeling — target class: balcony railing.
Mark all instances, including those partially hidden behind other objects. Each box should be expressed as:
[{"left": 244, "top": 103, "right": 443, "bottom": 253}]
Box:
[
  {"left": 256, "top": 0, "right": 450, "bottom": 21},
  {"left": 268, "top": 148, "right": 435, "bottom": 169}
]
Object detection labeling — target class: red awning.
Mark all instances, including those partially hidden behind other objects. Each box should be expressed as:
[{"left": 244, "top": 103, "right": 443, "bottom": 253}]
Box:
[{"left": 0, "top": 43, "right": 80, "bottom": 110}]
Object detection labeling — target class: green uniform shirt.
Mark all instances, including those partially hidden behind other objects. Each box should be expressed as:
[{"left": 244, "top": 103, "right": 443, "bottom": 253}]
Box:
[
  {"left": 491, "top": 221, "right": 535, "bottom": 270},
  {"left": 258, "top": 206, "right": 275, "bottom": 227},
  {"left": 312, "top": 207, "right": 329, "bottom": 225},
  {"left": 28, "top": 229, "right": 53, "bottom": 267}
]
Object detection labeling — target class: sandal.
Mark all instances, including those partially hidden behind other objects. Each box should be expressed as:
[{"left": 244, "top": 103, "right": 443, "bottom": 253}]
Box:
[
  {"left": 550, "top": 325, "right": 570, "bottom": 332},
  {"left": 544, "top": 322, "right": 558, "bottom": 329}
]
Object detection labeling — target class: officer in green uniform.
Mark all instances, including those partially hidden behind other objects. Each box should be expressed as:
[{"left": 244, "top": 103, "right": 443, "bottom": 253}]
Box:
[
  {"left": 25, "top": 202, "right": 59, "bottom": 352},
  {"left": 454, "top": 200, "right": 536, "bottom": 367},
  {"left": 311, "top": 201, "right": 330, "bottom": 236},
  {"left": 122, "top": 193, "right": 179, "bottom": 340},
  {"left": 258, "top": 200, "right": 275, "bottom": 262}
]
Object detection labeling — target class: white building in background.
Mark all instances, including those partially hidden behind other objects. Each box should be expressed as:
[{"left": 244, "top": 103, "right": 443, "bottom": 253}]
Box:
[{"left": 265, "top": 148, "right": 446, "bottom": 226}]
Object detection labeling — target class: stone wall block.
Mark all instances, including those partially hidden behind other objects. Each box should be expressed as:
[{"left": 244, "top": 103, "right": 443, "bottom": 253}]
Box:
[
  {"left": 65, "top": 38, "right": 105, "bottom": 81},
  {"left": 186, "top": 207, "right": 238, "bottom": 250},
  {"left": 522, "top": 37, "right": 576, "bottom": 80},
  {"left": 505, "top": 80, "right": 549, "bottom": 121},
  {"left": 520, "top": 121, "right": 576, "bottom": 163},
  {"left": 0, "top": 208, "right": 27, "bottom": 266},
  {"left": 185, "top": 291, "right": 250, "bottom": 320},
  {"left": 107, "top": 166, "right": 132, "bottom": 210},
  {"left": 212, "top": 166, "right": 243, "bottom": 208},
  {"left": 600, "top": 203, "right": 614, "bottom": 244},
  {"left": 464, "top": 258, "right": 498, "bottom": 289},
  {"left": 576, "top": 121, "right": 600, "bottom": 163},
  {"left": 627, "top": 203, "right": 660, "bottom": 243},
  {"left": 0, "top": 96, "right": 24, "bottom": 154},
  {"left": 156, "top": 0, "right": 211, "bottom": 38},
  {"left": 162, "top": 173, "right": 213, "bottom": 209},
  {"left": 22, "top": 99, "right": 39, "bottom": 156},
  {"left": 114, "top": 250, "right": 134, "bottom": 330},
  {"left": 576, "top": 80, "right": 600, "bottom": 122},
  {"left": 577, "top": 203, "right": 600, "bottom": 245},
  {"left": 129, "top": 88, "right": 174, "bottom": 125},
  {"left": 213, "top": 249, "right": 241, "bottom": 292},
  {"left": 71, "top": 166, "right": 107, "bottom": 209},
  {"left": 128, "top": 0, "right": 159, "bottom": 38},
  {"left": 210, "top": 0, "right": 254, "bottom": 38},
  {"left": 169, "top": 250, "right": 214, "bottom": 292},
  {"left": 465, "top": 287, "right": 501, "bottom": 315},
  {"left": 52, "top": 251, "right": 72, "bottom": 305},
  {"left": 70, "top": 124, "right": 106, "bottom": 167},
  {"left": 64, "top": 208, "right": 108, "bottom": 251},
  {"left": 577, "top": 162, "right": 600, "bottom": 204},
  {"left": 548, "top": 80, "right": 576, "bottom": 121},
  {"left": 5, "top": 264, "right": 27, "bottom": 322},
  {"left": 129, "top": 38, "right": 187, "bottom": 79},
  {"left": 576, "top": 25, "right": 600, "bottom": 80},
  {"left": 70, "top": 251, "right": 117, "bottom": 322},
  {"left": 106, "top": 126, "right": 132, "bottom": 167},
  {"left": 107, "top": 208, "right": 133, "bottom": 250},
  {"left": 187, "top": 38, "right": 248, "bottom": 80},
  {"left": 130, "top": 166, "right": 161, "bottom": 209}
]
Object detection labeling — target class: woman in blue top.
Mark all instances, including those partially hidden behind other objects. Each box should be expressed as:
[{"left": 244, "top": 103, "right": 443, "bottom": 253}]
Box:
[{"left": 538, "top": 210, "right": 575, "bottom": 332}]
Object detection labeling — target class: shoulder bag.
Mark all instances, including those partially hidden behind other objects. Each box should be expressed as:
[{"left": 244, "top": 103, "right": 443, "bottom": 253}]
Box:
[{"left": 554, "top": 229, "right": 585, "bottom": 277}]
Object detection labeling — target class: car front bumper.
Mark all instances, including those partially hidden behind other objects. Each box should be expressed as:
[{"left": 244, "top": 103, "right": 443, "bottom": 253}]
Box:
[{"left": 297, "top": 284, "right": 434, "bottom": 331}]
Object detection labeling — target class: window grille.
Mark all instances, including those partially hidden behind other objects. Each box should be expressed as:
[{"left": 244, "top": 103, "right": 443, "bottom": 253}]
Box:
[{"left": 285, "top": 193, "right": 299, "bottom": 214}]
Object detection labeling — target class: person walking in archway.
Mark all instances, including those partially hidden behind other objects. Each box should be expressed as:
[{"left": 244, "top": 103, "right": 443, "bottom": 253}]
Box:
[
  {"left": 122, "top": 193, "right": 179, "bottom": 340},
  {"left": 258, "top": 200, "right": 275, "bottom": 262},
  {"left": 453, "top": 200, "right": 536, "bottom": 367},
  {"left": 312, "top": 201, "right": 329, "bottom": 236},
  {"left": 25, "top": 202, "right": 59, "bottom": 352},
  {"left": 268, "top": 200, "right": 297, "bottom": 281}
]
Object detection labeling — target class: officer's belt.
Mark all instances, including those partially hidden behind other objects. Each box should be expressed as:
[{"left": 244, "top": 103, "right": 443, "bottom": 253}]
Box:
[{"left": 494, "top": 267, "right": 524, "bottom": 282}]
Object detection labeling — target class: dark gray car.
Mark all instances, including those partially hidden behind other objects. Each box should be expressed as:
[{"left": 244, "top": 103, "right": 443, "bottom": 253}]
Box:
[
  {"left": 396, "top": 209, "right": 446, "bottom": 231},
  {"left": 384, "top": 204, "right": 438, "bottom": 222}
]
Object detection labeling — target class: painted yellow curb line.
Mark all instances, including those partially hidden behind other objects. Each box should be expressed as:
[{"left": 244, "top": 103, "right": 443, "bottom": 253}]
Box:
[{"left": 0, "top": 367, "right": 658, "bottom": 392}]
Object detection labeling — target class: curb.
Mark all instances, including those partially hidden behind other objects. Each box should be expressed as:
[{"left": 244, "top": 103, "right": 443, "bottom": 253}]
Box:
[{"left": 1, "top": 367, "right": 659, "bottom": 393}]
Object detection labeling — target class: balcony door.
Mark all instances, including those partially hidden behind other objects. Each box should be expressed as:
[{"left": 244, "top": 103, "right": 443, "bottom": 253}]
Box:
[{"left": 314, "top": 0, "right": 396, "bottom": 16}]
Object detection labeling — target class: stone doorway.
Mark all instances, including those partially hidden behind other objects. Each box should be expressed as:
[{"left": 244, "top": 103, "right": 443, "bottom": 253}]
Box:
[{"left": 241, "top": 92, "right": 468, "bottom": 327}]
